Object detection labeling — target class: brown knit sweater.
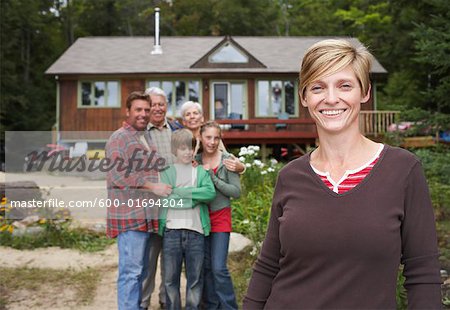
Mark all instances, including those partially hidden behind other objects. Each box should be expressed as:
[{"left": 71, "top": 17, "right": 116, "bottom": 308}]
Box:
[{"left": 243, "top": 145, "right": 442, "bottom": 309}]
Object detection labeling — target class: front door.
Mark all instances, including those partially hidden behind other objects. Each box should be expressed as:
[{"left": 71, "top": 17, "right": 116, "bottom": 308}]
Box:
[{"left": 210, "top": 81, "right": 247, "bottom": 120}]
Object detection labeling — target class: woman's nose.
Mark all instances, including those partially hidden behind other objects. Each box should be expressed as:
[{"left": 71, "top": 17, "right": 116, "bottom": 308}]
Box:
[{"left": 324, "top": 87, "right": 339, "bottom": 104}]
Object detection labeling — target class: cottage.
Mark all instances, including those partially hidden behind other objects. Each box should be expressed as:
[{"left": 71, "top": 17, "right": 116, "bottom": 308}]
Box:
[{"left": 46, "top": 35, "right": 389, "bottom": 158}]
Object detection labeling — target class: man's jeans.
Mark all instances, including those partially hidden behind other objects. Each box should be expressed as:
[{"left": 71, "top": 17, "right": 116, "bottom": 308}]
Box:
[
  {"left": 117, "top": 230, "right": 151, "bottom": 310},
  {"left": 141, "top": 232, "right": 165, "bottom": 308},
  {"left": 163, "top": 229, "right": 205, "bottom": 310},
  {"left": 203, "top": 232, "right": 238, "bottom": 310}
]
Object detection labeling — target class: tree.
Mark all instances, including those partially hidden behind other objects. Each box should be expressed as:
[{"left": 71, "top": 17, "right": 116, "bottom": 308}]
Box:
[
  {"left": 411, "top": 0, "right": 450, "bottom": 114},
  {"left": 1, "top": 0, "right": 64, "bottom": 133}
]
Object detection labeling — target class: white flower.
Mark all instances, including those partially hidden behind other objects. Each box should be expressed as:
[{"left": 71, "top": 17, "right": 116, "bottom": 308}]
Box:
[
  {"left": 267, "top": 167, "right": 275, "bottom": 172},
  {"left": 245, "top": 163, "right": 251, "bottom": 168},
  {"left": 247, "top": 150, "right": 255, "bottom": 156},
  {"left": 261, "top": 170, "right": 267, "bottom": 175},
  {"left": 247, "top": 145, "right": 260, "bottom": 153},
  {"left": 253, "top": 159, "right": 262, "bottom": 167},
  {"left": 242, "top": 219, "right": 250, "bottom": 224},
  {"left": 270, "top": 158, "right": 278, "bottom": 165},
  {"left": 238, "top": 156, "right": 245, "bottom": 162},
  {"left": 239, "top": 147, "right": 248, "bottom": 156}
]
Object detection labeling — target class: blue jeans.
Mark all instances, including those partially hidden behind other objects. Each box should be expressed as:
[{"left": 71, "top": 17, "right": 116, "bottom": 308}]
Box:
[
  {"left": 117, "top": 230, "right": 151, "bottom": 310},
  {"left": 163, "top": 229, "right": 205, "bottom": 310},
  {"left": 141, "top": 232, "right": 165, "bottom": 308},
  {"left": 203, "top": 232, "right": 238, "bottom": 310}
]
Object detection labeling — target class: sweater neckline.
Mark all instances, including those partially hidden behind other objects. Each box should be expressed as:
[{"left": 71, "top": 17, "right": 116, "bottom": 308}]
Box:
[{"left": 306, "top": 144, "right": 389, "bottom": 197}]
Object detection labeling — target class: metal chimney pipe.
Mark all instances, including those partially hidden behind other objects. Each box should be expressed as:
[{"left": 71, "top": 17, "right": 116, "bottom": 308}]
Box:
[{"left": 151, "top": 7, "right": 163, "bottom": 55}]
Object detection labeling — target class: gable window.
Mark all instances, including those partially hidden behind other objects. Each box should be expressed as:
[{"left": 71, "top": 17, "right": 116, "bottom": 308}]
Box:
[
  {"left": 209, "top": 42, "right": 249, "bottom": 63},
  {"left": 256, "top": 80, "right": 297, "bottom": 117},
  {"left": 79, "top": 81, "right": 120, "bottom": 108},
  {"left": 147, "top": 80, "right": 200, "bottom": 117}
]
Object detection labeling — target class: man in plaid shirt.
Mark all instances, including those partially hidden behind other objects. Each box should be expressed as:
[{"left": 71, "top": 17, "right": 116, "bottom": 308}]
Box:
[{"left": 106, "top": 91, "right": 172, "bottom": 310}]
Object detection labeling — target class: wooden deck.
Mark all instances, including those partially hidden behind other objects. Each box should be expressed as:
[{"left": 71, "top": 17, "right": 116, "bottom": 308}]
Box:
[
  {"left": 359, "top": 111, "right": 399, "bottom": 137},
  {"left": 215, "top": 118, "right": 318, "bottom": 145},
  {"left": 216, "top": 111, "right": 400, "bottom": 145}
]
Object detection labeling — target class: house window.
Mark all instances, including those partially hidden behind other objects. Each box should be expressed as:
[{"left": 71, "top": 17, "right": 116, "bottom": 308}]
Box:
[
  {"left": 147, "top": 80, "right": 200, "bottom": 116},
  {"left": 256, "top": 80, "right": 297, "bottom": 117},
  {"left": 79, "top": 81, "right": 120, "bottom": 107},
  {"left": 210, "top": 81, "right": 246, "bottom": 120},
  {"left": 209, "top": 42, "right": 249, "bottom": 63}
]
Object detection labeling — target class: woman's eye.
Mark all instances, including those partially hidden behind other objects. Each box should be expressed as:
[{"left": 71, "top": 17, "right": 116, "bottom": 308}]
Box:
[
  {"left": 310, "top": 86, "right": 323, "bottom": 93},
  {"left": 340, "top": 84, "right": 353, "bottom": 90}
]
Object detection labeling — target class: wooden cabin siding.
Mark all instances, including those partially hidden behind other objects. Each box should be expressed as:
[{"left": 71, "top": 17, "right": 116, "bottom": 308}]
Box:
[
  {"left": 202, "top": 78, "right": 210, "bottom": 120},
  {"left": 121, "top": 79, "right": 145, "bottom": 112},
  {"left": 57, "top": 75, "right": 377, "bottom": 146},
  {"left": 59, "top": 78, "right": 144, "bottom": 133}
]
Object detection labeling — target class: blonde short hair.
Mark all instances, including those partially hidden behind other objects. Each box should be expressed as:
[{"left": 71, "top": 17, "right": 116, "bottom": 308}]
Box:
[
  {"left": 180, "top": 101, "right": 203, "bottom": 119},
  {"left": 171, "top": 129, "right": 196, "bottom": 156},
  {"left": 299, "top": 39, "right": 373, "bottom": 101}
]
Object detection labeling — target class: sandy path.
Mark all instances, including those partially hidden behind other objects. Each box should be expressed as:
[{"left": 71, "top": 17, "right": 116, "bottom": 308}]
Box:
[{"left": 0, "top": 245, "right": 183, "bottom": 310}]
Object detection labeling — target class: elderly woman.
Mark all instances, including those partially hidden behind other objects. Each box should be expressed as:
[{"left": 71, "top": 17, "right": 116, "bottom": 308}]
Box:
[
  {"left": 180, "top": 101, "right": 245, "bottom": 173},
  {"left": 243, "top": 39, "right": 442, "bottom": 309}
]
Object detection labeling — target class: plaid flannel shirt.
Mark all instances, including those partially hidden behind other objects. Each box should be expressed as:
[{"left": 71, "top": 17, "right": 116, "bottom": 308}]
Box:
[{"left": 105, "top": 122, "right": 160, "bottom": 238}]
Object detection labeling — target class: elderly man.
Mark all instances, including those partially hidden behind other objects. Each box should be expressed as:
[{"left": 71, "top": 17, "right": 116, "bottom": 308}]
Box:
[{"left": 105, "top": 91, "right": 172, "bottom": 310}]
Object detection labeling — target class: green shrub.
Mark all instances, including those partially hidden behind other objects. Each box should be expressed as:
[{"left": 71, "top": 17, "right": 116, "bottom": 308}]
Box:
[
  {"left": 0, "top": 224, "right": 114, "bottom": 252},
  {"left": 0, "top": 195, "right": 114, "bottom": 252},
  {"left": 397, "top": 269, "right": 407, "bottom": 309},
  {"left": 232, "top": 146, "right": 282, "bottom": 250}
]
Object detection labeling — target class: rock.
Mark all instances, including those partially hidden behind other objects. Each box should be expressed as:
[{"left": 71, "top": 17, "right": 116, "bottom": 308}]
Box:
[
  {"left": 12, "top": 225, "right": 45, "bottom": 237},
  {"left": 18, "top": 215, "right": 40, "bottom": 226},
  {"left": 1, "top": 181, "right": 42, "bottom": 201},
  {"left": 228, "top": 232, "right": 252, "bottom": 253},
  {"left": 1, "top": 181, "right": 43, "bottom": 220}
]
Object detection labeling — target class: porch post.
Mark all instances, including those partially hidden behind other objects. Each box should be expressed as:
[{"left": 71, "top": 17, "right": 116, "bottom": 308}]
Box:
[{"left": 261, "top": 143, "right": 267, "bottom": 161}]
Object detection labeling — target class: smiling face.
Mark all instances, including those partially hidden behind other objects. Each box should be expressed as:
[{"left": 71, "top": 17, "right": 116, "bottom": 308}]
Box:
[
  {"left": 301, "top": 65, "right": 370, "bottom": 134},
  {"left": 175, "top": 145, "right": 193, "bottom": 165},
  {"left": 149, "top": 94, "right": 167, "bottom": 127},
  {"left": 200, "top": 127, "right": 221, "bottom": 155},
  {"left": 182, "top": 106, "right": 204, "bottom": 132},
  {"left": 126, "top": 99, "right": 151, "bottom": 131}
]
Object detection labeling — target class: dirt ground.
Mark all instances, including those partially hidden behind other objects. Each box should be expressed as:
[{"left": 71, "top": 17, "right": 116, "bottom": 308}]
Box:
[
  {"left": 1, "top": 172, "right": 184, "bottom": 310},
  {"left": 0, "top": 244, "right": 179, "bottom": 309}
]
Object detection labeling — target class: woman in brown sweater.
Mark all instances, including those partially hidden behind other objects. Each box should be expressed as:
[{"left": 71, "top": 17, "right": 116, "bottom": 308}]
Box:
[{"left": 243, "top": 39, "right": 442, "bottom": 309}]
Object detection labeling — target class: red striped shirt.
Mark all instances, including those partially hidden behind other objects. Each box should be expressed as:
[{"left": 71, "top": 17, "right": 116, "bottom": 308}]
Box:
[{"left": 313, "top": 145, "right": 383, "bottom": 194}]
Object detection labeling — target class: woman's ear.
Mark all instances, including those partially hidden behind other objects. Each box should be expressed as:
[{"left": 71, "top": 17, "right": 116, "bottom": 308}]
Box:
[
  {"left": 301, "top": 98, "right": 308, "bottom": 108},
  {"left": 361, "top": 84, "right": 371, "bottom": 104},
  {"left": 299, "top": 90, "right": 308, "bottom": 107}
]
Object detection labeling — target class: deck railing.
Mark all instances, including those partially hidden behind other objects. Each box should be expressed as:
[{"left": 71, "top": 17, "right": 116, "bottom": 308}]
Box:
[
  {"left": 215, "top": 118, "right": 318, "bottom": 144},
  {"left": 211, "top": 110, "right": 402, "bottom": 143},
  {"left": 359, "top": 111, "right": 400, "bottom": 137}
]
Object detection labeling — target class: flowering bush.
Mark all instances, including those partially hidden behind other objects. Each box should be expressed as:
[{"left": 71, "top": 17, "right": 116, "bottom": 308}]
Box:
[
  {"left": 232, "top": 145, "right": 284, "bottom": 253},
  {"left": 237, "top": 145, "right": 280, "bottom": 192}
]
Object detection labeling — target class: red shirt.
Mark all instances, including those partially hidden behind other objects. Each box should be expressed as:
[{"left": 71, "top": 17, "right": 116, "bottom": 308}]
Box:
[
  {"left": 313, "top": 146, "right": 384, "bottom": 194},
  {"left": 209, "top": 207, "right": 232, "bottom": 232},
  {"left": 209, "top": 165, "right": 232, "bottom": 232}
]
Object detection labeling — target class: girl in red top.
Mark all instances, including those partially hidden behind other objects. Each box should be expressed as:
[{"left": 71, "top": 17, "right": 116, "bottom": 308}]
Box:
[{"left": 197, "top": 121, "right": 241, "bottom": 310}]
